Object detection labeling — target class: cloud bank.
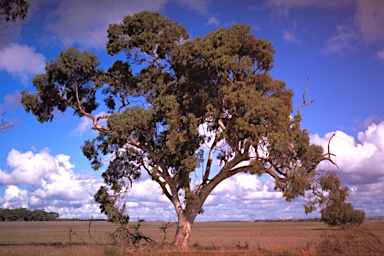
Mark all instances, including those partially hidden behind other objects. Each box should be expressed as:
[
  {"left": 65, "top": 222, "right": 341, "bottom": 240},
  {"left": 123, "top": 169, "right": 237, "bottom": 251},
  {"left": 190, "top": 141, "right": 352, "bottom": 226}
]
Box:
[
  {"left": 0, "top": 148, "right": 174, "bottom": 220},
  {"left": 0, "top": 148, "right": 312, "bottom": 221},
  {"left": 2, "top": 120, "right": 384, "bottom": 220},
  {"left": 309, "top": 121, "right": 384, "bottom": 216},
  {"left": 0, "top": 148, "right": 103, "bottom": 218},
  {"left": 311, "top": 121, "right": 384, "bottom": 184}
]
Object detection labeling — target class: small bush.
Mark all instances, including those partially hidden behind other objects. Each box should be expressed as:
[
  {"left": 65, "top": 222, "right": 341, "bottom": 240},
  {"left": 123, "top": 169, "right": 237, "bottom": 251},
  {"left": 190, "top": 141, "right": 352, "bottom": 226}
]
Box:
[{"left": 321, "top": 202, "right": 365, "bottom": 229}]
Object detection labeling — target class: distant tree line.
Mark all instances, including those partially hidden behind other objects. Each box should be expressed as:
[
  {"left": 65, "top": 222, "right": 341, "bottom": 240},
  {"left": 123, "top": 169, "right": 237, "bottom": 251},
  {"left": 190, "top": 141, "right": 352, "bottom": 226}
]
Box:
[{"left": 0, "top": 208, "right": 59, "bottom": 221}]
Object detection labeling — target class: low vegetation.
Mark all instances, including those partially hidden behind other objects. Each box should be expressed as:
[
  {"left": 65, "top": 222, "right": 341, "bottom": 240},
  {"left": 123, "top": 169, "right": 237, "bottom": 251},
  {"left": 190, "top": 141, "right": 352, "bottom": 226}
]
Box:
[
  {"left": 318, "top": 173, "right": 365, "bottom": 229},
  {"left": 0, "top": 219, "right": 382, "bottom": 255},
  {"left": 0, "top": 208, "right": 59, "bottom": 221}
]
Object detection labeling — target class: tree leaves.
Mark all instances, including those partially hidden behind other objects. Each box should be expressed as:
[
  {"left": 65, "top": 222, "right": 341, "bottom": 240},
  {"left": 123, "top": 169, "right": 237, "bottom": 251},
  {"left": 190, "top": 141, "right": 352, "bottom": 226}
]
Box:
[
  {"left": 107, "top": 11, "right": 188, "bottom": 62},
  {"left": 321, "top": 201, "right": 366, "bottom": 229},
  {"left": 319, "top": 172, "right": 365, "bottom": 229},
  {"left": 22, "top": 11, "right": 364, "bottom": 237},
  {"left": 21, "top": 48, "right": 102, "bottom": 122}
]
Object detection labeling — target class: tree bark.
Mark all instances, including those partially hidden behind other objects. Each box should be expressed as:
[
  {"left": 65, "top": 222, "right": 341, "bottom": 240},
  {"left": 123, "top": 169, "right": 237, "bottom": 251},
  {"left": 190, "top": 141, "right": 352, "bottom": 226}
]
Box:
[
  {"left": 173, "top": 205, "right": 200, "bottom": 248},
  {"left": 173, "top": 214, "right": 192, "bottom": 247}
]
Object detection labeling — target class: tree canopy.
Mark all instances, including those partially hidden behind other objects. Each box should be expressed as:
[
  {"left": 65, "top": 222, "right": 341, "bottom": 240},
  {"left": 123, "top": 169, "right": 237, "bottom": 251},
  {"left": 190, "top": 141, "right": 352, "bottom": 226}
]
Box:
[
  {"left": 0, "top": 208, "right": 59, "bottom": 221},
  {"left": 319, "top": 172, "right": 365, "bottom": 229},
  {"left": 21, "top": 11, "right": 363, "bottom": 247}
]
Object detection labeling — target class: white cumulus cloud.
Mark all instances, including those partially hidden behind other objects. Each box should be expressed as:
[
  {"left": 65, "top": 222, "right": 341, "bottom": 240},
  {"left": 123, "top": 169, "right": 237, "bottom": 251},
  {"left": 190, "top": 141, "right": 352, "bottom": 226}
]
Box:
[
  {"left": 311, "top": 121, "right": 384, "bottom": 183},
  {"left": 0, "top": 148, "right": 174, "bottom": 220},
  {"left": 0, "top": 148, "right": 59, "bottom": 186},
  {"left": 4, "top": 138, "right": 379, "bottom": 220},
  {"left": 0, "top": 44, "right": 45, "bottom": 83},
  {"left": 198, "top": 174, "right": 302, "bottom": 221},
  {"left": 0, "top": 148, "right": 104, "bottom": 218},
  {"left": 2, "top": 185, "right": 28, "bottom": 209}
]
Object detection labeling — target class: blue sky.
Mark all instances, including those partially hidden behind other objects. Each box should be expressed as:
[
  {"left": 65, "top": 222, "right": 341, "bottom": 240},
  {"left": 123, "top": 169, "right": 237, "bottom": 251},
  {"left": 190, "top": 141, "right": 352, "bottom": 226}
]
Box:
[{"left": 0, "top": 0, "right": 383, "bottom": 221}]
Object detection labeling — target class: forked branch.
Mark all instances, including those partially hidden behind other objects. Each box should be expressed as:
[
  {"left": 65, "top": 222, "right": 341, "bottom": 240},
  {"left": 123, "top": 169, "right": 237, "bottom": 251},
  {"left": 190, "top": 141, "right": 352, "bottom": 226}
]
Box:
[
  {"left": 297, "top": 77, "right": 315, "bottom": 116},
  {"left": 322, "top": 133, "right": 339, "bottom": 168},
  {"left": 73, "top": 83, "right": 110, "bottom": 132}
]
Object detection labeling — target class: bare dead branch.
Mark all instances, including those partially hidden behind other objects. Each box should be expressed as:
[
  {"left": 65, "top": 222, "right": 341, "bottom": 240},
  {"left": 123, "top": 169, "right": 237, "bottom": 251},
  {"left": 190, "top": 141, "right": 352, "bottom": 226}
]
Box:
[
  {"left": 297, "top": 77, "right": 315, "bottom": 116},
  {"left": 322, "top": 133, "right": 339, "bottom": 168}
]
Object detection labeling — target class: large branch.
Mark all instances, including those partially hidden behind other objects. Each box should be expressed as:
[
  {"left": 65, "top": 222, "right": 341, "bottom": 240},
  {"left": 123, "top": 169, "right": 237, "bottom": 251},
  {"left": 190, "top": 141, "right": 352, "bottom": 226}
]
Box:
[
  {"left": 126, "top": 135, "right": 182, "bottom": 208},
  {"left": 73, "top": 82, "right": 184, "bottom": 210},
  {"left": 202, "top": 131, "right": 220, "bottom": 184},
  {"left": 264, "top": 166, "right": 282, "bottom": 181},
  {"left": 74, "top": 83, "right": 110, "bottom": 132},
  {"left": 142, "top": 163, "right": 173, "bottom": 201},
  {"left": 202, "top": 149, "right": 250, "bottom": 194}
]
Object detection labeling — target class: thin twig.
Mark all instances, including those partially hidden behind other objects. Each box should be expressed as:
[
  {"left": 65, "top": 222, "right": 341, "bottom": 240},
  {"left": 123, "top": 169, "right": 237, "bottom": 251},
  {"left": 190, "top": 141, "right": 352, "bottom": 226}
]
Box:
[{"left": 297, "top": 77, "right": 315, "bottom": 116}]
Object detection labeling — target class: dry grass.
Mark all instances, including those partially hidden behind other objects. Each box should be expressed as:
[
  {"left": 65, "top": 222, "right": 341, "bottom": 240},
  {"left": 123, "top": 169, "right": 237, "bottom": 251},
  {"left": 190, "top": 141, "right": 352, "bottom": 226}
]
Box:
[
  {"left": 0, "top": 219, "right": 383, "bottom": 255},
  {"left": 0, "top": 244, "right": 308, "bottom": 256}
]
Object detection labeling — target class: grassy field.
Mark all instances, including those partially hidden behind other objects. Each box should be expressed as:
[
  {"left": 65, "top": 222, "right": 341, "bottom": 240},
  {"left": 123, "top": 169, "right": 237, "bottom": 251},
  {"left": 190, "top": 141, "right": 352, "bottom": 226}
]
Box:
[{"left": 0, "top": 219, "right": 383, "bottom": 255}]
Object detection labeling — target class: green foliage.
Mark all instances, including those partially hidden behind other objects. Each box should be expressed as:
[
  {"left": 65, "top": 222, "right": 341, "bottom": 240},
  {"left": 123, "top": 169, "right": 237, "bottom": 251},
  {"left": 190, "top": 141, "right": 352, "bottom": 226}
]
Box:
[
  {"left": 21, "top": 48, "right": 103, "bottom": 123},
  {"left": 318, "top": 172, "right": 365, "bottom": 228},
  {"left": 321, "top": 202, "right": 365, "bottom": 229},
  {"left": 0, "top": 0, "right": 29, "bottom": 23},
  {"left": 94, "top": 186, "right": 129, "bottom": 225},
  {"left": 22, "top": 11, "right": 363, "bottom": 246},
  {"left": 0, "top": 208, "right": 59, "bottom": 221},
  {"left": 106, "top": 11, "right": 188, "bottom": 59}
]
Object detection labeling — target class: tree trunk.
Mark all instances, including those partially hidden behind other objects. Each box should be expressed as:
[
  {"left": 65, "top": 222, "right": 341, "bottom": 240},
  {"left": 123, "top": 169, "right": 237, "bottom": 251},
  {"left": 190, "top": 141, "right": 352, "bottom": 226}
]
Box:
[
  {"left": 173, "top": 216, "right": 192, "bottom": 247},
  {"left": 173, "top": 207, "right": 199, "bottom": 248}
]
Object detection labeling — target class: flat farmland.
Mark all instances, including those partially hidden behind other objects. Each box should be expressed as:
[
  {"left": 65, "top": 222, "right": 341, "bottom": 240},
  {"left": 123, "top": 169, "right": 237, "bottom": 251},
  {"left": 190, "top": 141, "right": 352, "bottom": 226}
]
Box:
[
  {"left": 0, "top": 220, "right": 332, "bottom": 247},
  {"left": 0, "top": 219, "right": 383, "bottom": 255}
]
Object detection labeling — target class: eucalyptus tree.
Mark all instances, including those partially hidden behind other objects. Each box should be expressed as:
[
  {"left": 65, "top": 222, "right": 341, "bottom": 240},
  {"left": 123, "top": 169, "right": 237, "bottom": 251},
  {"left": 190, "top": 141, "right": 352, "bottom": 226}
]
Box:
[
  {"left": 319, "top": 172, "right": 365, "bottom": 229},
  {"left": 21, "top": 11, "right": 362, "bottom": 247}
]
